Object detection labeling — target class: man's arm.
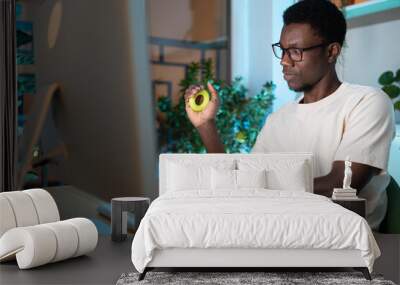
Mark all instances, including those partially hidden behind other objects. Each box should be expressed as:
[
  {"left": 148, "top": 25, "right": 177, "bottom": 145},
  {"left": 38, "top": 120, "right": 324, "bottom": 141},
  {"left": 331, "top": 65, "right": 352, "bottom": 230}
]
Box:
[
  {"left": 184, "top": 83, "right": 226, "bottom": 153},
  {"left": 196, "top": 119, "right": 225, "bottom": 153},
  {"left": 314, "top": 161, "right": 381, "bottom": 197}
]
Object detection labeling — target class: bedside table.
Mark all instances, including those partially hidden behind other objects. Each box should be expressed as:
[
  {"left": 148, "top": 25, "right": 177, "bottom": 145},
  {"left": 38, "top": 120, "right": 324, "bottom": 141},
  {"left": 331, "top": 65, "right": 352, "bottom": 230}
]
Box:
[
  {"left": 111, "top": 197, "right": 150, "bottom": 242},
  {"left": 331, "top": 197, "right": 366, "bottom": 218}
]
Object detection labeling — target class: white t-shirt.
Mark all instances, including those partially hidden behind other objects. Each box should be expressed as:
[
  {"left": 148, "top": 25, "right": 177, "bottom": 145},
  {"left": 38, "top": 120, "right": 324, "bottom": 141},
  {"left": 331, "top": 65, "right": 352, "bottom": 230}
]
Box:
[{"left": 251, "top": 82, "right": 396, "bottom": 230}]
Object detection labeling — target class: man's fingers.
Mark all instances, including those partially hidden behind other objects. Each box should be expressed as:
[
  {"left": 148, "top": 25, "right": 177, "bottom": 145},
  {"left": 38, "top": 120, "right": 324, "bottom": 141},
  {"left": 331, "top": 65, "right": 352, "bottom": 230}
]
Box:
[
  {"left": 185, "top": 101, "right": 195, "bottom": 116},
  {"left": 207, "top": 82, "right": 218, "bottom": 101},
  {"left": 185, "top": 85, "right": 202, "bottom": 101}
]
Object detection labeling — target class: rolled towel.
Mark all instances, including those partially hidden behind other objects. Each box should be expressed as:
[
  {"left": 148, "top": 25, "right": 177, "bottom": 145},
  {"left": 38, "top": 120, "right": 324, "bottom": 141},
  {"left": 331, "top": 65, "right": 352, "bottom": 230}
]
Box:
[{"left": 0, "top": 218, "right": 98, "bottom": 269}]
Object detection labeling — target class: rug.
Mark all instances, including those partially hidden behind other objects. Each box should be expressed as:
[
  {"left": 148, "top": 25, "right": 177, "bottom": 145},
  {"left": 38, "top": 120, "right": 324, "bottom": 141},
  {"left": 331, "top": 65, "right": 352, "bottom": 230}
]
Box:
[{"left": 116, "top": 271, "right": 396, "bottom": 285}]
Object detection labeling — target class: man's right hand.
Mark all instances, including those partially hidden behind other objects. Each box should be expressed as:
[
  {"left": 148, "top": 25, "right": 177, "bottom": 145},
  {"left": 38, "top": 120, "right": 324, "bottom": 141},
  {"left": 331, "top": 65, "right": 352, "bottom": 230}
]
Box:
[{"left": 184, "top": 82, "right": 220, "bottom": 128}]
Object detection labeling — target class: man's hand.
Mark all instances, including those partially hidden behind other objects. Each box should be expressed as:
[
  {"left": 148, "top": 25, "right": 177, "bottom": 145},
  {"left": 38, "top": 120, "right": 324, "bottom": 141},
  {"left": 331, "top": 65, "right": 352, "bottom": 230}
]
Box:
[
  {"left": 314, "top": 161, "right": 381, "bottom": 197},
  {"left": 183, "top": 82, "right": 225, "bottom": 153},
  {"left": 184, "top": 82, "right": 220, "bottom": 128}
]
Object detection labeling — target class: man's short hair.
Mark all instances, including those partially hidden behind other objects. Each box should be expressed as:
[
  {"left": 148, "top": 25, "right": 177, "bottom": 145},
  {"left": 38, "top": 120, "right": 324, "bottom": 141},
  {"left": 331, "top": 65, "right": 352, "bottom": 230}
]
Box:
[{"left": 283, "top": 0, "right": 347, "bottom": 46}]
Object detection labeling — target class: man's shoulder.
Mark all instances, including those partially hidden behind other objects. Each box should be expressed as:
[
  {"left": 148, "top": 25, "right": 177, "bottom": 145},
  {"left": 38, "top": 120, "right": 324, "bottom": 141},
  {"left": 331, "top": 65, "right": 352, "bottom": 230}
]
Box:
[
  {"left": 342, "top": 82, "right": 392, "bottom": 110},
  {"left": 343, "top": 82, "right": 388, "bottom": 101},
  {"left": 269, "top": 82, "right": 391, "bottom": 117}
]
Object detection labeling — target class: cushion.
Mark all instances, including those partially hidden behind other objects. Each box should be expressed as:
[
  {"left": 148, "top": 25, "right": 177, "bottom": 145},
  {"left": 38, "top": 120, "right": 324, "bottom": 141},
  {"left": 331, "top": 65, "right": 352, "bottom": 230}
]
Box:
[
  {"left": 66, "top": 218, "right": 98, "bottom": 257},
  {"left": 24, "top": 188, "right": 60, "bottom": 224},
  {"left": 0, "top": 218, "right": 98, "bottom": 269},
  {"left": 237, "top": 159, "right": 309, "bottom": 191},
  {"left": 167, "top": 160, "right": 235, "bottom": 191},
  {"left": 42, "top": 221, "right": 79, "bottom": 262},
  {"left": 0, "top": 189, "right": 60, "bottom": 237},
  {"left": 0, "top": 191, "right": 39, "bottom": 227},
  {"left": 267, "top": 162, "right": 308, "bottom": 191},
  {"left": 0, "top": 196, "right": 17, "bottom": 237},
  {"left": 211, "top": 168, "right": 236, "bottom": 189},
  {"left": 167, "top": 162, "right": 211, "bottom": 191},
  {"left": 237, "top": 169, "right": 267, "bottom": 188},
  {"left": 211, "top": 168, "right": 267, "bottom": 190}
]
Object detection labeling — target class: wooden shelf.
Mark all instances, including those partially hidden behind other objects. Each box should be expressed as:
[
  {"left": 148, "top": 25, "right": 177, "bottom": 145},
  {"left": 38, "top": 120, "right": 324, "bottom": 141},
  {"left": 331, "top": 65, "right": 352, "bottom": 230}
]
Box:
[{"left": 344, "top": 0, "right": 400, "bottom": 19}]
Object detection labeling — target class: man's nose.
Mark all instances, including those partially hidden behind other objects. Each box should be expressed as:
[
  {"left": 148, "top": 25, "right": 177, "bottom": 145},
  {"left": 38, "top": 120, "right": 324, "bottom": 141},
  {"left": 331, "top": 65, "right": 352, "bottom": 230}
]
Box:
[{"left": 280, "top": 51, "right": 294, "bottom": 67}]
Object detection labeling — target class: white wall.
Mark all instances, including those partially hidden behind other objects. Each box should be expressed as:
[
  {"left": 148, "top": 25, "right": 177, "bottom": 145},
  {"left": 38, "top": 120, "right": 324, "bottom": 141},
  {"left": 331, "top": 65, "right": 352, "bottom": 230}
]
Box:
[
  {"left": 231, "top": 0, "right": 250, "bottom": 88},
  {"left": 337, "top": 11, "right": 400, "bottom": 89},
  {"left": 33, "top": 0, "right": 158, "bottom": 200},
  {"left": 231, "top": 0, "right": 297, "bottom": 111},
  {"left": 248, "top": 1, "right": 273, "bottom": 97},
  {"left": 271, "top": 0, "right": 298, "bottom": 110}
]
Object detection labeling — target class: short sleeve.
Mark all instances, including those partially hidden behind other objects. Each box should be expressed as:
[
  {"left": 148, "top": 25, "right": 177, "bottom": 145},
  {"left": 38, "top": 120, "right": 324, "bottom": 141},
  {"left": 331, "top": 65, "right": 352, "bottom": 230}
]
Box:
[
  {"left": 334, "top": 91, "right": 395, "bottom": 170},
  {"left": 251, "top": 115, "right": 273, "bottom": 154}
]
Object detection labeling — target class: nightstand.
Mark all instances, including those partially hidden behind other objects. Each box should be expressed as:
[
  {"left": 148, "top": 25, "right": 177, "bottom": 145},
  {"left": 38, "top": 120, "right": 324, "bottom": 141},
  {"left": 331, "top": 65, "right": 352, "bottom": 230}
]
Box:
[
  {"left": 331, "top": 197, "right": 366, "bottom": 218},
  {"left": 111, "top": 197, "right": 150, "bottom": 242}
]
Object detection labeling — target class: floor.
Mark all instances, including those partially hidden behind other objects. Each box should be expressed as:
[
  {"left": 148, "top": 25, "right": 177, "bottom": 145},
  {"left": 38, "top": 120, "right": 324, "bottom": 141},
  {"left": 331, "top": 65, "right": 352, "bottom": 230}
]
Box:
[
  {"left": 1, "top": 186, "right": 398, "bottom": 284},
  {"left": 1, "top": 234, "right": 399, "bottom": 284},
  {"left": 0, "top": 235, "right": 134, "bottom": 285}
]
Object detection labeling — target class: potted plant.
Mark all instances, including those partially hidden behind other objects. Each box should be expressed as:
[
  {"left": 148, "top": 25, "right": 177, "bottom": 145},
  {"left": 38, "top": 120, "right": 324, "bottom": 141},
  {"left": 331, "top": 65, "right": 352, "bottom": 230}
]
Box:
[
  {"left": 378, "top": 68, "right": 400, "bottom": 124},
  {"left": 156, "top": 60, "right": 275, "bottom": 153}
]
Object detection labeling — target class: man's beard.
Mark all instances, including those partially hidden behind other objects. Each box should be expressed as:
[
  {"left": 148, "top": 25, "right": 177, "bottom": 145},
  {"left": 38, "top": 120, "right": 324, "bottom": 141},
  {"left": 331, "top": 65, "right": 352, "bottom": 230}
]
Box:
[{"left": 289, "top": 83, "right": 313, "bottom": 93}]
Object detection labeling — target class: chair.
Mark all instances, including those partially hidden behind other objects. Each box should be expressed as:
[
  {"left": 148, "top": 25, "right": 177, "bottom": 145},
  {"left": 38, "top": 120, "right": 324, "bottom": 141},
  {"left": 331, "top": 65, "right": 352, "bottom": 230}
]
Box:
[
  {"left": 379, "top": 176, "right": 400, "bottom": 234},
  {"left": 0, "top": 188, "right": 98, "bottom": 269}
]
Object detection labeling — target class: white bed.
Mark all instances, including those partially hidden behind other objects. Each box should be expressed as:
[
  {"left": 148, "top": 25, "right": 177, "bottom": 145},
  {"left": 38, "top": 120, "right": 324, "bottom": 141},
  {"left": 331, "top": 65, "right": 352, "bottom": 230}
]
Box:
[{"left": 131, "top": 153, "right": 380, "bottom": 280}]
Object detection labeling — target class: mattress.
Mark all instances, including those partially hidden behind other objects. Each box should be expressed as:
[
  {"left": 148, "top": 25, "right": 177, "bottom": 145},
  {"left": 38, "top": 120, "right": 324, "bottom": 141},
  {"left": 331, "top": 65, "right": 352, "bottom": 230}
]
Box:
[{"left": 131, "top": 189, "right": 380, "bottom": 273}]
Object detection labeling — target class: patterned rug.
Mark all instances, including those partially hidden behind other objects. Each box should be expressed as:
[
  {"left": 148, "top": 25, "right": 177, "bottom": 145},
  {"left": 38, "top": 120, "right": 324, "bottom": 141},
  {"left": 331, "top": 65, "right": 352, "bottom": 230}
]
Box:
[{"left": 116, "top": 271, "right": 395, "bottom": 285}]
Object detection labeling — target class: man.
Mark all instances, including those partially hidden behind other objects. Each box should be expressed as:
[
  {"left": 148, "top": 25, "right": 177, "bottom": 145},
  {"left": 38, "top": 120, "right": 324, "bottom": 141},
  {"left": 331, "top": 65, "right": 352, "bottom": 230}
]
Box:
[{"left": 184, "top": 0, "right": 395, "bottom": 230}]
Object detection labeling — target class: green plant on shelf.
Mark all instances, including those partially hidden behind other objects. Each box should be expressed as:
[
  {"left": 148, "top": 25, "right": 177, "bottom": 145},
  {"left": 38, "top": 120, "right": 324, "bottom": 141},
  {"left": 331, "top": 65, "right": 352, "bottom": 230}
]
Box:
[
  {"left": 378, "top": 68, "right": 400, "bottom": 111},
  {"left": 156, "top": 59, "right": 275, "bottom": 153}
]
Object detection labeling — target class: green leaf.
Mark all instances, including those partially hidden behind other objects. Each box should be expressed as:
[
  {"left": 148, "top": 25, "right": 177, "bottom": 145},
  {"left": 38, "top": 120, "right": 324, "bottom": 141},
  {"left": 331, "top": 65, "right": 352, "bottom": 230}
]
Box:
[
  {"left": 395, "top": 69, "right": 400, "bottom": 82},
  {"left": 157, "top": 59, "right": 275, "bottom": 153},
  {"left": 157, "top": 96, "right": 171, "bottom": 112},
  {"left": 394, "top": 101, "right": 400, "bottom": 111},
  {"left": 382, "top": 85, "right": 400, "bottom": 99},
  {"left": 378, "top": 71, "right": 395, "bottom": 85}
]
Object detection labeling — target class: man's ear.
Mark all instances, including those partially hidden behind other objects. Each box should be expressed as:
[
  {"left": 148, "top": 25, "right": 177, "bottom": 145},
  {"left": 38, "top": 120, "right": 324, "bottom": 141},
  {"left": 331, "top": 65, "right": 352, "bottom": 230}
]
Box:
[{"left": 327, "top": 42, "right": 341, "bottom": 63}]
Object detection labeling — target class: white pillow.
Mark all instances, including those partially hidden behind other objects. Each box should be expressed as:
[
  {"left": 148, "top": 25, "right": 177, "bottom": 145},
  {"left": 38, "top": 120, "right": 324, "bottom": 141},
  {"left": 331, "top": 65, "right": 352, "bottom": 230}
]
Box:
[
  {"left": 211, "top": 168, "right": 267, "bottom": 190},
  {"left": 167, "top": 162, "right": 210, "bottom": 191},
  {"left": 167, "top": 160, "right": 236, "bottom": 191},
  {"left": 266, "top": 162, "right": 307, "bottom": 191},
  {"left": 211, "top": 168, "right": 236, "bottom": 189},
  {"left": 237, "top": 169, "right": 267, "bottom": 188},
  {"left": 237, "top": 159, "right": 309, "bottom": 191}
]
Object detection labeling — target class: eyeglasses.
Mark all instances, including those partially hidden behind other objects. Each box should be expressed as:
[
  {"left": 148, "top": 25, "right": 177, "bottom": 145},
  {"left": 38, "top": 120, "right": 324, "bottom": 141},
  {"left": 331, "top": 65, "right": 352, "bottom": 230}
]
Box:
[{"left": 271, "top": 42, "right": 327, "bottom": 62}]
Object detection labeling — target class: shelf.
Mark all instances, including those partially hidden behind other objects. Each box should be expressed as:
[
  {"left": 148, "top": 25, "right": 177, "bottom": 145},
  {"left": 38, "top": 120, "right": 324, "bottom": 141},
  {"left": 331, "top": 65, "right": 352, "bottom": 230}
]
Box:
[{"left": 344, "top": 0, "right": 400, "bottom": 19}]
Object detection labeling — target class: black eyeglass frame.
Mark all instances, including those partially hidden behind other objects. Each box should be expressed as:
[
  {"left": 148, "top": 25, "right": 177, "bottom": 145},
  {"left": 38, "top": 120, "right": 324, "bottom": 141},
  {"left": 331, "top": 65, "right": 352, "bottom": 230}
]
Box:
[{"left": 271, "top": 42, "right": 328, "bottom": 62}]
